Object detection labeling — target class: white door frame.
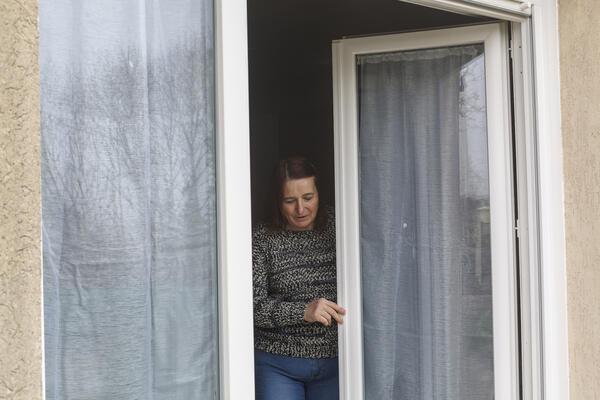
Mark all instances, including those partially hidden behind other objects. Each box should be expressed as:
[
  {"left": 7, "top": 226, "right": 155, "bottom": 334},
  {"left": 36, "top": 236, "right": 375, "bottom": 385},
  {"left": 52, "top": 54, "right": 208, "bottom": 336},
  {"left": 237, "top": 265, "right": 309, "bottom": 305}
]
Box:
[{"left": 214, "top": 0, "right": 568, "bottom": 399}]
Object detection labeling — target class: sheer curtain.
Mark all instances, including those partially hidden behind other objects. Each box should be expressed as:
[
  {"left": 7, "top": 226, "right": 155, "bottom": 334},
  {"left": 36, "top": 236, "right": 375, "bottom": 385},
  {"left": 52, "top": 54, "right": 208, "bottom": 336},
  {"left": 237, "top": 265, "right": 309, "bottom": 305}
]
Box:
[
  {"left": 358, "top": 45, "right": 494, "bottom": 399},
  {"left": 40, "top": 1, "right": 218, "bottom": 398}
]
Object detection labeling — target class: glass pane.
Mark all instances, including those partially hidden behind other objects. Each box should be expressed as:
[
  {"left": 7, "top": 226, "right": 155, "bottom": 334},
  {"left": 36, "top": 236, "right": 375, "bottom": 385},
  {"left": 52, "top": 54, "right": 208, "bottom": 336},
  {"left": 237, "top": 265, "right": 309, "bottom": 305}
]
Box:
[
  {"left": 358, "top": 44, "right": 494, "bottom": 399},
  {"left": 40, "top": 1, "right": 219, "bottom": 398}
]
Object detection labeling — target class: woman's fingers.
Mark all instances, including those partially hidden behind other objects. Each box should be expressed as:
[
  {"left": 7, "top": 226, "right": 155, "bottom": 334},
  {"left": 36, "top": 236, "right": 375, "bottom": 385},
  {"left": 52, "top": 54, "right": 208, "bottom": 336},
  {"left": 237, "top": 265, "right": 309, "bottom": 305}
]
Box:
[
  {"left": 304, "top": 298, "right": 346, "bottom": 326},
  {"left": 323, "top": 304, "right": 344, "bottom": 324},
  {"left": 323, "top": 300, "right": 345, "bottom": 324},
  {"left": 318, "top": 313, "right": 330, "bottom": 326},
  {"left": 325, "top": 300, "right": 346, "bottom": 315},
  {"left": 320, "top": 311, "right": 332, "bottom": 326}
]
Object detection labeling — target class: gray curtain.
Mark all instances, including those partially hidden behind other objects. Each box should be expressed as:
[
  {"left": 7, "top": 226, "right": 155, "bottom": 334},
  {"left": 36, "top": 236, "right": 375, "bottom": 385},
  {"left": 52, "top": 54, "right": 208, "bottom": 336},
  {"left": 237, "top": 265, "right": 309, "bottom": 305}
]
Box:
[
  {"left": 40, "top": 1, "right": 218, "bottom": 399},
  {"left": 358, "top": 45, "right": 494, "bottom": 399}
]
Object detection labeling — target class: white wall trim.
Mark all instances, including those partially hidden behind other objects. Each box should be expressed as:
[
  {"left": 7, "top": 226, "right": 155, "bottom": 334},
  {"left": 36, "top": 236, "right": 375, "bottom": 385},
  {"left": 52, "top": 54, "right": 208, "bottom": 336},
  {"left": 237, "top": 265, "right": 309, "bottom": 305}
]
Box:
[
  {"left": 215, "top": 0, "right": 255, "bottom": 399},
  {"left": 528, "top": 1, "right": 569, "bottom": 399}
]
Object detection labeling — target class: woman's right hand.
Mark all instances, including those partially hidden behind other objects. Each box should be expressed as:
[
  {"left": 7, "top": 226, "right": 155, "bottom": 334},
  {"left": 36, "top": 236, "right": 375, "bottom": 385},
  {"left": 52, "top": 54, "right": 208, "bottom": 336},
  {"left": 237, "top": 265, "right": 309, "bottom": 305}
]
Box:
[{"left": 304, "top": 298, "right": 346, "bottom": 326}]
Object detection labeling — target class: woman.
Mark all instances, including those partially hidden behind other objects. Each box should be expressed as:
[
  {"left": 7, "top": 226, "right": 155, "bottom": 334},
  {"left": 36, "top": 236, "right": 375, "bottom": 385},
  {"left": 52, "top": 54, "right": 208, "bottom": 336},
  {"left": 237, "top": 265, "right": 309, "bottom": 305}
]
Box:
[{"left": 253, "top": 156, "right": 346, "bottom": 400}]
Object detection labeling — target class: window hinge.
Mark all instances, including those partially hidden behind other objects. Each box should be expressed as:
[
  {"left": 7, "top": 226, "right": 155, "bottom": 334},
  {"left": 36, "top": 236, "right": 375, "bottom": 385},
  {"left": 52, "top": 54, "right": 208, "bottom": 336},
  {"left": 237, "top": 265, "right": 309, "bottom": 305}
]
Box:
[
  {"left": 508, "top": 39, "right": 514, "bottom": 59},
  {"left": 514, "top": 219, "right": 520, "bottom": 238}
]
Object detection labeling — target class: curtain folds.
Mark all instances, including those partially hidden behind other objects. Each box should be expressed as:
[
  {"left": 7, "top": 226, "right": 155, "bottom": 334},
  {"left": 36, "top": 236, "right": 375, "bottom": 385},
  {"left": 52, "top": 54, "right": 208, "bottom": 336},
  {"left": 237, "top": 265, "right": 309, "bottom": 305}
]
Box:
[
  {"left": 358, "top": 45, "right": 494, "bottom": 400},
  {"left": 40, "top": 1, "right": 218, "bottom": 398}
]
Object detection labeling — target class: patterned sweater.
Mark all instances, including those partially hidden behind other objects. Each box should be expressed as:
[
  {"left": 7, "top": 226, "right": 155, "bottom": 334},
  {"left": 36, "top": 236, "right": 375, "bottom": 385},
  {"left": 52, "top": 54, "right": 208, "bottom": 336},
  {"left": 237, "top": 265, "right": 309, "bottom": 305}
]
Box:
[{"left": 252, "top": 207, "right": 337, "bottom": 359}]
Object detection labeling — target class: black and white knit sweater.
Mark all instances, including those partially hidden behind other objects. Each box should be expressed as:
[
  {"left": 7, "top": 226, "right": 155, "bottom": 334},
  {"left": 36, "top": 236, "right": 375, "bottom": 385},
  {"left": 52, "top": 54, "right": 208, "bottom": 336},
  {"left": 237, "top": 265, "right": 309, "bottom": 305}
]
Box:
[{"left": 252, "top": 207, "right": 337, "bottom": 359}]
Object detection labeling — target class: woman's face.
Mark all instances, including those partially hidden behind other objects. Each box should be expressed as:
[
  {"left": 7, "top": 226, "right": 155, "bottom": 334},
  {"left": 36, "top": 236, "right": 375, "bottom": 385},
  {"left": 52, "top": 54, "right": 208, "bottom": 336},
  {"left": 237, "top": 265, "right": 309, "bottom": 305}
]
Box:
[{"left": 280, "top": 177, "right": 319, "bottom": 231}]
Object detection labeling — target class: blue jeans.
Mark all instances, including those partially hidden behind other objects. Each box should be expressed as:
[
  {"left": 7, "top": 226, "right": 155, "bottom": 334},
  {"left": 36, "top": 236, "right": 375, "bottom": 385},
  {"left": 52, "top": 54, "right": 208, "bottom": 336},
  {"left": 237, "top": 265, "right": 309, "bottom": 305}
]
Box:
[{"left": 254, "top": 350, "right": 339, "bottom": 400}]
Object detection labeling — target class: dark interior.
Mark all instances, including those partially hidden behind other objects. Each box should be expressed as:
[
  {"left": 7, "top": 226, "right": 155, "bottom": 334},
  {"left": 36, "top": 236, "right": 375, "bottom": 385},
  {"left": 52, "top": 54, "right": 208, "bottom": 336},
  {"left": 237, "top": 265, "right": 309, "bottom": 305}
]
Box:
[{"left": 247, "top": 0, "right": 489, "bottom": 224}]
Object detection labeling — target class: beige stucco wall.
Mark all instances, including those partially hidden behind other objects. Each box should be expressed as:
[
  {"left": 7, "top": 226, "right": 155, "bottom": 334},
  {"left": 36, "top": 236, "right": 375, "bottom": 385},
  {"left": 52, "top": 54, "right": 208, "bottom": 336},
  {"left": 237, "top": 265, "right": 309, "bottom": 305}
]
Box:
[
  {"left": 0, "top": 0, "right": 42, "bottom": 398},
  {"left": 558, "top": 0, "right": 600, "bottom": 399}
]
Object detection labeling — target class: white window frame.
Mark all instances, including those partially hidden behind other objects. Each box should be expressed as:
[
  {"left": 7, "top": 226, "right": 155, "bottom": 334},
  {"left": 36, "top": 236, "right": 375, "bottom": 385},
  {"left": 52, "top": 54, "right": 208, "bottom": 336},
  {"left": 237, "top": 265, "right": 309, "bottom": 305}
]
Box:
[
  {"left": 215, "top": 1, "right": 255, "bottom": 399},
  {"left": 333, "top": 23, "right": 517, "bottom": 400},
  {"left": 38, "top": 2, "right": 257, "bottom": 399},
  {"left": 214, "top": 1, "right": 568, "bottom": 400}
]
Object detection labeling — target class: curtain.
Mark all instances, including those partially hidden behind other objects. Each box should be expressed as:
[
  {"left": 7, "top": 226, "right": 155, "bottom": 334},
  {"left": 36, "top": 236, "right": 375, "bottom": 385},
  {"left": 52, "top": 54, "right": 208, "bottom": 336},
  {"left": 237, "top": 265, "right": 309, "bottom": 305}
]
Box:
[
  {"left": 40, "top": 1, "right": 218, "bottom": 398},
  {"left": 358, "top": 45, "right": 494, "bottom": 399}
]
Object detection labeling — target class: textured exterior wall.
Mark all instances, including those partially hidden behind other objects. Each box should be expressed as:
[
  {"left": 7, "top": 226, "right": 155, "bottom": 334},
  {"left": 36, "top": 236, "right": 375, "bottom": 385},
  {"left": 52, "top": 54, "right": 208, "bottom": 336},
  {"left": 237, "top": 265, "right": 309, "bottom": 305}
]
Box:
[
  {"left": 558, "top": 0, "right": 600, "bottom": 398},
  {"left": 0, "top": 0, "right": 42, "bottom": 398}
]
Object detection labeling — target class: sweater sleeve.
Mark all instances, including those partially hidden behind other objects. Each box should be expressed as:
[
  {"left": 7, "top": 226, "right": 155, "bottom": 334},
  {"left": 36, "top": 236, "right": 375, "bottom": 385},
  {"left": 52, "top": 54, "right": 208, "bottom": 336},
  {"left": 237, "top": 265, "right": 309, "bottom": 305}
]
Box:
[{"left": 252, "top": 227, "right": 308, "bottom": 328}]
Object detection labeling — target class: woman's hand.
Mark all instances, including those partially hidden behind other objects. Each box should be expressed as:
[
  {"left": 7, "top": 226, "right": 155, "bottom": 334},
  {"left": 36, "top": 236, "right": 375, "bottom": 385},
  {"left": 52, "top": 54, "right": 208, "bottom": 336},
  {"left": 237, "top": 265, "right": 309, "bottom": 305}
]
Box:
[{"left": 304, "top": 298, "right": 346, "bottom": 326}]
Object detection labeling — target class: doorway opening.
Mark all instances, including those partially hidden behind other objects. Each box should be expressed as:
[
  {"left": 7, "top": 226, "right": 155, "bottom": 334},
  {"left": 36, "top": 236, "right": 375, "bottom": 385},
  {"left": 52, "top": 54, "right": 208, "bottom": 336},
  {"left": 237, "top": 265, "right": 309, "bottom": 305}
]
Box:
[{"left": 245, "top": 1, "right": 512, "bottom": 399}]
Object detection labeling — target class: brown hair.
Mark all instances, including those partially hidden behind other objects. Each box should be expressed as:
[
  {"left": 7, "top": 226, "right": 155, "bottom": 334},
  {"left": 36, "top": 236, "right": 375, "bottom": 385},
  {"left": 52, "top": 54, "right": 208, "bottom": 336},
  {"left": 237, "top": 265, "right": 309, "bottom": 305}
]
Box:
[{"left": 269, "top": 156, "right": 327, "bottom": 231}]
